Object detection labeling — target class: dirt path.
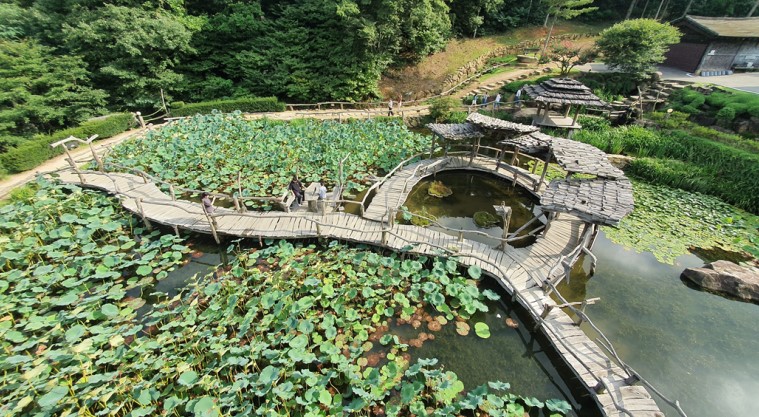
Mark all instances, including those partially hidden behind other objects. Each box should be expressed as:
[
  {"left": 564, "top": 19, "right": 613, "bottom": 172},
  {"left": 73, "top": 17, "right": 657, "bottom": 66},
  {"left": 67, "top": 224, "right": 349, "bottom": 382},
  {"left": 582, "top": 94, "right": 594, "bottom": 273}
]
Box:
[
  {"left": 0, "top": 128, "right": 145, "bottom": 200},
  {"left": 450, "top": 65, "right": 554, "bottom": 99}
]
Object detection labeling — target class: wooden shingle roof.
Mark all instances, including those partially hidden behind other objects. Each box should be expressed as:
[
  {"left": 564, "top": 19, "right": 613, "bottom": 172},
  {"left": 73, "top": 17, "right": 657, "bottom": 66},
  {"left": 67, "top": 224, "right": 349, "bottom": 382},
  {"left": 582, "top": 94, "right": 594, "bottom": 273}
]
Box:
[
  {"left": 497, "top": 132, "right": 553, "bottom": 153},
  {"left": 541, "top": 178, "right": 634, "bottom": 226},
  {"left": 549, "top": 138, "right": 625, "bottom": 179},
  {"left": 466, "top": 112, "right": 539, "bottom": 134},
  {"left": 523, "top": 78, "right": 608, "bottom": 108},
  {"left": 427, "top": 123, "right": 484, "bottom": 141}
]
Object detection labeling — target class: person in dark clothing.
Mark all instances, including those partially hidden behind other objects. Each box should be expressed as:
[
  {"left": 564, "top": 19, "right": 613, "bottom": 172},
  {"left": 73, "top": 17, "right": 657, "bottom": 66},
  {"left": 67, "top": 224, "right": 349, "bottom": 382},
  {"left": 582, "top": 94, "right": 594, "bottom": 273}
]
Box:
[
  {"left": 288, "top": 175, "right": 305, "bottom": 205},
  {"left": 200, "top": 192, "right": 215, "bottom": 214}
]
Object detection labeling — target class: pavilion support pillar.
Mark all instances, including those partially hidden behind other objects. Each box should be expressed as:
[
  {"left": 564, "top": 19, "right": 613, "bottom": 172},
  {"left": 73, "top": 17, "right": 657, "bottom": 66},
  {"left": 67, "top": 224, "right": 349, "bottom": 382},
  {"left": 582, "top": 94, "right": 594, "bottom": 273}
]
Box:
[
  {"left": 536, "top": 150, "right": 552, "bottom": 192},
  {"left": 468, "top": 137, "right": 480, "bottom": 167},
  {"left": 564, "top": 105, "right": 572, "bottom": 117},
  {"left": 429, "top": 136, "right": 437, "bottom": 158},
  {"left": 572, "top": 106, "right": 583, "bottom": 126}
]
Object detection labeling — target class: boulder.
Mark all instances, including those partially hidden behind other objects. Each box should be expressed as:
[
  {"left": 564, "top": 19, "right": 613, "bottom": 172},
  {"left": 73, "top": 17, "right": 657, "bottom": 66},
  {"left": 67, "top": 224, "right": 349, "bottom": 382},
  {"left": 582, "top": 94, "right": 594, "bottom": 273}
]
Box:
[
  {"left": 681, "top": 261, "right": 759, "bottom": 303},
  {"left": 606, "top": 154, "right": 634, "bottom": 169}
]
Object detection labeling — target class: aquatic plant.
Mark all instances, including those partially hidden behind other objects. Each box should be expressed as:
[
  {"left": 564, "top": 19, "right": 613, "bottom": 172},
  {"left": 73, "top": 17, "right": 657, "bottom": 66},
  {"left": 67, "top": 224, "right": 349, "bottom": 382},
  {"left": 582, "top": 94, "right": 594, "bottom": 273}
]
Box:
[
  {"left": 0, "top": 180, "right": 571, "bottom": 416},
  {"left": 604, "top": 180, "right": 759, "bottom": 264},
  {"left": 474, "top": 211, "right": 499, "bottom": 228},
  {"left": 428, "top": 180, "right": 453, "bottom": 198},
  {"left": 106, "top": 112, "right": 429, "bottom": 204}
]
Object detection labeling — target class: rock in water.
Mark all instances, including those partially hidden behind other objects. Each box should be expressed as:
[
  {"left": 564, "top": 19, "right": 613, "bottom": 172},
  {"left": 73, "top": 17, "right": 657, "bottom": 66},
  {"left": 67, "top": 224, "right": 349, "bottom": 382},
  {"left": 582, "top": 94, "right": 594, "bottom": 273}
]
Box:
[{"left": 681, "top": 260, "right": 759, "bottom": 303}]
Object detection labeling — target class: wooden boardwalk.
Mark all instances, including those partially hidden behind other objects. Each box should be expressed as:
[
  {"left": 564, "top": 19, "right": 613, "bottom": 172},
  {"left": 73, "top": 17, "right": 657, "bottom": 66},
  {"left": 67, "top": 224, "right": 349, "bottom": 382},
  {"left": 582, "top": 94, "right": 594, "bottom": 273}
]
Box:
[{"left": 53, "top": 166, "right": 663, "bottom": 417}]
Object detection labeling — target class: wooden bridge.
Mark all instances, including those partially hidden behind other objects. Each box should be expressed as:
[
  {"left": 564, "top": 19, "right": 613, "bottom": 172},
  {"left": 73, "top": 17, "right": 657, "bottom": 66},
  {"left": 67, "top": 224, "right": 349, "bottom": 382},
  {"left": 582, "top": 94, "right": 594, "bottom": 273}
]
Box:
[{"left": 51, "top": 141, "right": 667, "bottom": 416}]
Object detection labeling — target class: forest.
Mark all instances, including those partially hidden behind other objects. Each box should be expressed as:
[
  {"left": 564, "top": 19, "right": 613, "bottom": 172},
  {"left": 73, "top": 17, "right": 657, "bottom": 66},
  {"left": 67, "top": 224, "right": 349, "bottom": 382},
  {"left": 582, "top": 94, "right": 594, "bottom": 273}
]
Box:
[{"left": 1, "top": 0, "right": 757, "bottom": 137}]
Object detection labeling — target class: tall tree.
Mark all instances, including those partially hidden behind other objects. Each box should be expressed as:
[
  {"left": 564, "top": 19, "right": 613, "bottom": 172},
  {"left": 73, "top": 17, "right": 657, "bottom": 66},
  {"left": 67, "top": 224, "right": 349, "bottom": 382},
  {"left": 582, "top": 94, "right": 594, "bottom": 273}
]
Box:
[
  {"left": 448, "top": 0, "right": 504, "bottom": 38},
  {"left": 596, "top": 18, "right": 681, "bottom": 80},
  {"left": 62, "top": 4, "right": 196, "bottom": 108},
  {"left": 0, "top": 39, "right": 107, "bottom": 136},
  {"left": 539, "top": 0, "right": 598, "bottom": 60}
]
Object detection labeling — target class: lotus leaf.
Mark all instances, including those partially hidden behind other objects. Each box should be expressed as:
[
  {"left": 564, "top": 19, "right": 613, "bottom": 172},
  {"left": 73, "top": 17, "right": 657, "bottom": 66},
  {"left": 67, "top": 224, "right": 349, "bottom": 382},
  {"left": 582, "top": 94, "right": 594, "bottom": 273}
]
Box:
[
  {"left": 428, "top": 181, "right": 453, "bottom": 198},
  {"left": 474, "top": 322, "right": 491, "bottom": 339},
  {"left": 178, "top": 370, "right": 199, "bottom": 386}
]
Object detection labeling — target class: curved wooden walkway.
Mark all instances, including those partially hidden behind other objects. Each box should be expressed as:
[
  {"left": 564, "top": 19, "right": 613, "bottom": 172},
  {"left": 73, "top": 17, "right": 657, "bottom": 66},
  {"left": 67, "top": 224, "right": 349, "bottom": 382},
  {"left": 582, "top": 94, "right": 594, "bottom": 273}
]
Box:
[{"left": 53, "top": 165, "right": 663, "bottom": 417}]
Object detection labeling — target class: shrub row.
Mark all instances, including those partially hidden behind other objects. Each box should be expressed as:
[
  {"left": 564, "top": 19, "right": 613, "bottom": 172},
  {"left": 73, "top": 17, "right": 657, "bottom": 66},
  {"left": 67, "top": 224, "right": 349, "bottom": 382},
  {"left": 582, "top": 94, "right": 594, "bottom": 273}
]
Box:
[
  {"left": 574, "top": 125, "right": 759, "bottom": 213},
  {"left": 170, "top": 97, "right": 285, "bottom": 117},
  {"left": 670, "top": 88, "right": 759, "bottom": 119},
  {"left": 0, "top": 113, "right": 134, "bottom": 174}
]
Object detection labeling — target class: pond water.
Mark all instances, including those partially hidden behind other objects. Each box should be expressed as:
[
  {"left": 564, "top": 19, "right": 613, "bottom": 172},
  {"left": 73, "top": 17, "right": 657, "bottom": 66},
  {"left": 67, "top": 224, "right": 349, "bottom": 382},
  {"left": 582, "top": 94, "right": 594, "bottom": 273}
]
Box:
[
  {"left": 403, "top": 171, "right": 544, "bottom": 248},
  {"left": 558, "top": 233, "right": 759, "bottom": 417},
  {"left": 398, "top": 278, "right": 600, "bottom": 416}
]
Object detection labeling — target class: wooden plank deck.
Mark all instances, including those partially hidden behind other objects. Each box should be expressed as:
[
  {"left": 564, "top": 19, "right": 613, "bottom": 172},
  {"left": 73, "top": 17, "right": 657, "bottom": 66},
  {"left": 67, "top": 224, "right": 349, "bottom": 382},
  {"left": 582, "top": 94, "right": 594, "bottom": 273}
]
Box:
[{"left": 54, "top": 168, "right": 661, "bottom": 417}]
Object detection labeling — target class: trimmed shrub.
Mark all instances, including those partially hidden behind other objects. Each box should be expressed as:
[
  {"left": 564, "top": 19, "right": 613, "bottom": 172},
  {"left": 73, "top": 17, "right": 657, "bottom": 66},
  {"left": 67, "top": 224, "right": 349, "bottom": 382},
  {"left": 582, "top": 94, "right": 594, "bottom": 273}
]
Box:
[
  {"left": 0, "top": 113, "right": 133, "bottom": 173},
  {"left": 170, "top": 97, "right": 285, "bottom": 117},
  {"left": 429, "top": 97, "right": 462, "bottom": 122},
  {"left": 716, "top": 106, "right": 736, "bottom": 126}
]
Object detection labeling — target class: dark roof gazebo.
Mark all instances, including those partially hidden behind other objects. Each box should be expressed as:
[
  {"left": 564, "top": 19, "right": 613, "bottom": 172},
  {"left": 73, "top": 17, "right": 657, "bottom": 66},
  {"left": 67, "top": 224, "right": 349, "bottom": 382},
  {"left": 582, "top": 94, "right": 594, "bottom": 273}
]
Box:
[{"left": 522, "top": 78, "right": 609, "bottom": 129}]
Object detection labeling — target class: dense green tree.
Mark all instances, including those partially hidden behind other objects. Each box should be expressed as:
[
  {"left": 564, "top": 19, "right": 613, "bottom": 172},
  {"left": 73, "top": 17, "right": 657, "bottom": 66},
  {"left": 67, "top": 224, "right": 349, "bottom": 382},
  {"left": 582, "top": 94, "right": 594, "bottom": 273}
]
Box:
[
  {"left": 596, "top": 18, "right": 681, "bottom": 80},
  {"left": 449, "top": 0, "right": 505, "bottom": 38},
  {"left": 62, "top": 5, "right": 196, "bottom": 108},
  {"left": 0, "top": 39, "right": 107, "bottom": 136}
]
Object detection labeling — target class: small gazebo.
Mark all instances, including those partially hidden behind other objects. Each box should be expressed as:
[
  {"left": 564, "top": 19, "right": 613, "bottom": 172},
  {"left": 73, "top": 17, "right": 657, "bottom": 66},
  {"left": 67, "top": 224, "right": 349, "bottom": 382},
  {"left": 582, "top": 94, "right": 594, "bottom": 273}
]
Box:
[{"left": 522, "top": 78, "right": 608, "bottom": 129}]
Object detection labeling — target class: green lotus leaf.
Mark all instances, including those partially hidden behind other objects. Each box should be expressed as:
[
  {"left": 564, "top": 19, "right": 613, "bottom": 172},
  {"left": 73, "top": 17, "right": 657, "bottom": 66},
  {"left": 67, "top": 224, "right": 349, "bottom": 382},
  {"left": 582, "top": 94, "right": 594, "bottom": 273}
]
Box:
[
  {"left": 135, "top": 265, "right": 152, "bottom": 276},
  {"left": 100, "top": 304, "right": 119, "bottom": 317},
  {"left": 37, "top": 385, "right": 68, "bottom": 410},
  {"left": 192, "top": 396, "right": 218, "bottom": 417},
  {"left": 474, "top": 322, "right": 491, "bottom": 339},
  {"left": 467, "top": 265, "right": 482, "bottom": 280},
  {"left": 177, "top": 370, "right": 199, "bottom": 386}
]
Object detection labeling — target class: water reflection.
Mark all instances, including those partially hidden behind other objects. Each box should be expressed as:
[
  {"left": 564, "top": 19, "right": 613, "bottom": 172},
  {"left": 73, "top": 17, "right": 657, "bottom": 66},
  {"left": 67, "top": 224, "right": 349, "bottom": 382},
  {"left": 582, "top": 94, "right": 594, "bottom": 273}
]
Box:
[
  {"left": 558, "top": 232, "right": 759, "bottom": 417},
  {"left": 403, "top": 171, "right": 544, "bottom": 248}
]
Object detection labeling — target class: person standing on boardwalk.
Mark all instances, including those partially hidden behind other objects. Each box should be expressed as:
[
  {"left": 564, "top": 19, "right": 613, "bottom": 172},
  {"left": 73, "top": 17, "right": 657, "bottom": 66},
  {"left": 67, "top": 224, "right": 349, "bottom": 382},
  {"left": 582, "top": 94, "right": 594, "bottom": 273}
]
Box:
[
  {"left": 200, "top": 192, "right": 215, "bottom": 214},
  {"left": 515, "top": 88, "right": 522, "bottom": 107},
  {"left": 494, "top": 93, "right": 502, "bottom": 110},
  {"left": 288, "top": 175, "right": 305, "bottom": 206},
  {"left": 387, "top": 99, "right": 394, "bottom": 116},
  {"left": 317, "top": 180, "right": 328, "bottom": 214}
]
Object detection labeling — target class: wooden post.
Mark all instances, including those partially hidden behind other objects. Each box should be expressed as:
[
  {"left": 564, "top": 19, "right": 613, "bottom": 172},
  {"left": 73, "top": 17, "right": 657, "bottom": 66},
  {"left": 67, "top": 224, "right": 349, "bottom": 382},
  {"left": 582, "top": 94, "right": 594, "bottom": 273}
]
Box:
[
  {"left": 134, "top": 198, "right": 152, "bottom": 230},
  {"left": 169, "top": 184, "right": 176, "bottom": 200},
  {"left": 382, "top": 230, "right": 388, "bottom": 245},
  {"left": 139, "top": 172, "right": 148, "bottom": 184},
  {"left": 429, "top": 136, "right": 436, "bottom": 159},
  {"left": 203, "top": 211, "right": 220, "bottom": 244},
  {"left": 61, "top": 145, "right": 86, "bottom": 184},
  {"left": 458, "top": 231, "right": 464, "bottom": 242},
  {"left": 534, "top": 304, "right": 553, "bottom": 331},
  {"left": 494, "top": 203, "right": 512, "bottom": 251},
  {"left": 86, "top": 135, "right": 103, "bottom": 171},
  {"left": 574, "top": 300, "right": 589, "bottom": 325},
  {"left": 359, "top": 204, "right": 365, "bottom": 217},
  {"left": 135, "top": 112, "right": 146, "bottom": 129},
  {"left": 536, "top": 151, "right": 552, "bottom": 192},
  {"left": 316, "top": 223, "right": 322, "bottom": 237},
  {"left": 564, "top": 104, "right": 571, "bottom": 117},
  {"left": 468, "top": 137, "right": 480, "bottom": 167},
  {"left": 496, "top": 145, "right": 506, "bottom": 172},
  {"left": 232, "top": 196, "right": 242, "bottom": 213}
]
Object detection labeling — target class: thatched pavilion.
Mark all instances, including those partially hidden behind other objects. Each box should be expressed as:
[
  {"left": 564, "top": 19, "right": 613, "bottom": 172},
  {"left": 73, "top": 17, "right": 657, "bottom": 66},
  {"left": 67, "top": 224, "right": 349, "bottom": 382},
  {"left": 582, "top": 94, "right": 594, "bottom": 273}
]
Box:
[{"left": 522, "top": 78, "right": 608, "bottom": 129}]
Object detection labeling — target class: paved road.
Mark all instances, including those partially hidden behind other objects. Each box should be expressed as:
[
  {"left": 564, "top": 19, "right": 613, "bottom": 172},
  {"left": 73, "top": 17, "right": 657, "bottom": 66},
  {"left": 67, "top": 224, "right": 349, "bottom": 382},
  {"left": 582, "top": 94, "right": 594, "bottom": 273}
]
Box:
[{"left": 580, "top": 63, "right": 759, "bottom": 94}]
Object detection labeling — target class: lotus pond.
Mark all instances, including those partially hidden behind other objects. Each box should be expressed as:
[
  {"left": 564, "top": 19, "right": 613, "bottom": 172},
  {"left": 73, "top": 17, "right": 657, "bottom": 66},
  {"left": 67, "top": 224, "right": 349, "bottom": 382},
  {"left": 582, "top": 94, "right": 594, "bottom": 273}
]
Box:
[
  {"left": 0, "top": 180, "right": 576, "bottom": 417},
  {"left": 106, "top": 112, "right": 431, "bottom": 205}
]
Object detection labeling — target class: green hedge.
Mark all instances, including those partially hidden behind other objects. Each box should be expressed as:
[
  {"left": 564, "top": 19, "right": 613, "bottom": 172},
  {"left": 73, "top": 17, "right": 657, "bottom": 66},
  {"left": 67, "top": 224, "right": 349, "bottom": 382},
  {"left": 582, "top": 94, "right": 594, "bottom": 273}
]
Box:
[
  {"left": 0, "top": 113, "right": 134, "bottom": 174},
  {"left": 170, "top": 97, "right": 285, "bottom": 117},
  {"left": 574, "top": 125, "right": 759, "bottom": 213}
]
